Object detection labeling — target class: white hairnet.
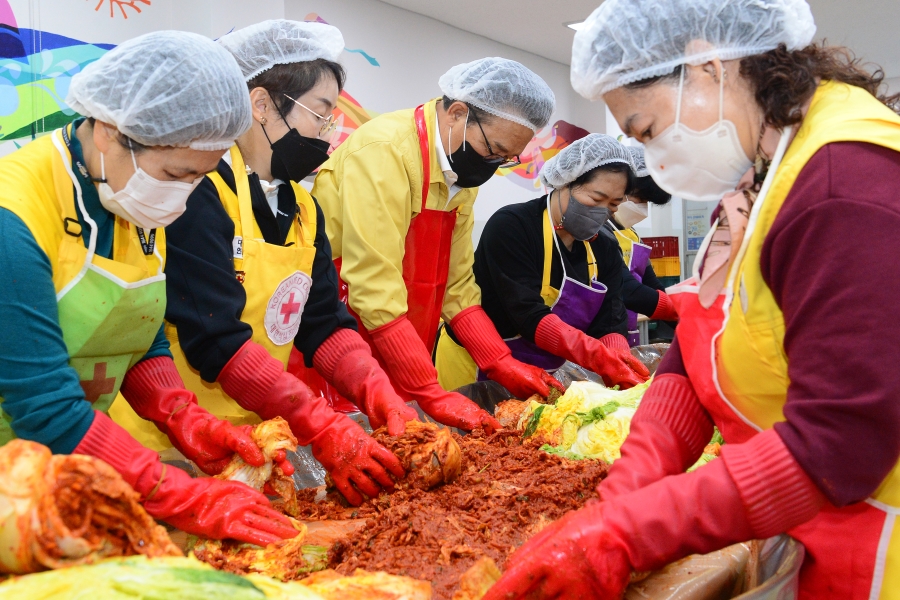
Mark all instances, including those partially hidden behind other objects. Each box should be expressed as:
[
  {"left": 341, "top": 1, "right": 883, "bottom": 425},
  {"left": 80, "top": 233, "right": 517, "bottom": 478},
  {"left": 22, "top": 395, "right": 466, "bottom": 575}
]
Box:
[
  {"left": 540, "top": 133, "right": 632, "bottom": 188},
  {"left": 626, "top": 145, "right": 648, "bottom": 178},
  {"left": 439, "top": 57, "right": 555, "bottom": 132},
  {"left": 218, "top": 20, "right": 344, "bottom": 81},
  {"left": 67, "top": 31, "right": 251, "bottom": 151},
  {"left": 571, "top": 0, "right": 817, "bottom": 98}
]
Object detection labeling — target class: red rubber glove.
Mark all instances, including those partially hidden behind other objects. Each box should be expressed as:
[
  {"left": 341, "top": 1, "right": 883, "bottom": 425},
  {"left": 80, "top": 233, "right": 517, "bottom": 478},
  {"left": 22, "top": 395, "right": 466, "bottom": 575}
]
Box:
[
  {"left": 74, "top": 411, "right": 298, "bottom": 546},
  {"left": 217, "top": 340, "right": 404, "bottom": 506},
  {"left": 313, "top": 328, "right": 419, "bottom": 436},
  {"left": 484, "top": 429, "right": 825, "bottom": 600},
  {"left": 534, "top": 314, "right": 650, "bottom": 389},
  {"left": 650, "top": 290, "right": 679, "bottom": 321},
  {"left": 368, "top": 315, "right": 501, "bottom": 432},
  {"left": 450, "top": 306, "right": 565, "bottom": 399},
  {"left": 485, "top": 499, "right": 630, "bottom": 600},
  {"left": 120, "top": 357, "right": 268, "bottom": 475},
  {"left": 599, "top": 373, "right": 714, "bottom": 502}
]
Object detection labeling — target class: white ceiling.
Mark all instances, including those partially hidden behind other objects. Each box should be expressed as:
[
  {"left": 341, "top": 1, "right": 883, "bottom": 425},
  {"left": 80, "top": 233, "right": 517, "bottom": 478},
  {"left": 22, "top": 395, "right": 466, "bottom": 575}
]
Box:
[{"left": 378, "top": 0, "right": 900, "bottom": 77}]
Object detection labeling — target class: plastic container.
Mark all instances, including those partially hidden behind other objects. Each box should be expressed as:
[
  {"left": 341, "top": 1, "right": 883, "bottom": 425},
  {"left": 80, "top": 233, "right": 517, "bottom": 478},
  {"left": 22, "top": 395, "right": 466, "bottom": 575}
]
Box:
[
  {"left": 651, "top": 256, "right": 681, "bottom": 277},
  {"left": 644, "top": 236, "right": 679, "bottom": 258}
]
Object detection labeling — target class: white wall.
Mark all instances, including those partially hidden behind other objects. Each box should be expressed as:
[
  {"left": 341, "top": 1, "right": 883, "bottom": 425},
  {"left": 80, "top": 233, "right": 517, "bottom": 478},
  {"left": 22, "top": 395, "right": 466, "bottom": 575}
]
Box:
[
  {"left": 885, "top": 76, "right": 900, "bottom": 96},
  {"left": 2, "top": 0, "right": 607, "bottom": 244},
  {"left": 285, "top": 0, "right": 608, "bottom": 242},
  {"left": 7, "top": 0, "right": 286, "bottom": 44},
  {"left": 0, "top": 0, "right": 286, "bottom": 157}
]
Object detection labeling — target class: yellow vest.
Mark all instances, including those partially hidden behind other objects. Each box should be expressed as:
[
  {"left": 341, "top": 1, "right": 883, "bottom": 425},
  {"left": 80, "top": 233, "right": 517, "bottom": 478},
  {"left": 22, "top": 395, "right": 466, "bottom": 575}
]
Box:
[
  {"left": 0, "top": 131, "right": 165, "bottom": 290},
  {"left": 718, "top": 82, "right": 900, "bottom": 509},
  {"left": 114, "top": 146, "right": 320, "bottom": 449},
  {"left": 611, "top": 226, "right": 641, "bottom": 268},
  {"left": 0, "top": 127, "right": 167, "bottom": 443}
]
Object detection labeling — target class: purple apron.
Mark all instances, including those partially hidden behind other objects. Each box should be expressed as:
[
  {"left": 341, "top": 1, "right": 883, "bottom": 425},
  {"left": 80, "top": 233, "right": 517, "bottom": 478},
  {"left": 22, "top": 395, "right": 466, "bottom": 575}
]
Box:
[
  {"left": 478, "top": 199, "right": 607, "bottom": 379},
  {"left": 610, "top": 224, "right": 652, "bottom": 347}
]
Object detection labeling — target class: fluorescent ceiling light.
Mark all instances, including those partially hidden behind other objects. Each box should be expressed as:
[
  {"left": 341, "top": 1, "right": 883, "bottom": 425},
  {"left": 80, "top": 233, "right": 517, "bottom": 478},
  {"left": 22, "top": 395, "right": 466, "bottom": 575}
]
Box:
[{"left": 566, "top": 21, "right": 586, "bottom": 31}]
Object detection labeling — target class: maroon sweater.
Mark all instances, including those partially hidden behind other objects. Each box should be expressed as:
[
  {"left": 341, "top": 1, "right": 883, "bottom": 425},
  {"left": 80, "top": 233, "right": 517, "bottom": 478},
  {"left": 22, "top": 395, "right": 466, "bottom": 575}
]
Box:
[{"left": 659, "top": 142, "right": 900, "bottom": 507}]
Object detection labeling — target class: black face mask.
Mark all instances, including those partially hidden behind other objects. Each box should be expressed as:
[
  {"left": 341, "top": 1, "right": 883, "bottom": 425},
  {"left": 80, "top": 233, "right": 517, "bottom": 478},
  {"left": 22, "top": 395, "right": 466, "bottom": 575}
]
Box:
[
  {"left": 447, "top": 125, "right": 500, "bottom": 188},
  {"left": 264, "top": 125, "right": 331, "bottom": 182}
]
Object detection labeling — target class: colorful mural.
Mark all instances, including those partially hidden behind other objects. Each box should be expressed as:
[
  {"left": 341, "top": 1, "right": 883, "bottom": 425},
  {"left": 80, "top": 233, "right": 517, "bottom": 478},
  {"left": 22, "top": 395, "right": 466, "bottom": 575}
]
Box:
[
  {"left": 0, "top": 2, "right": 587, "bottom": 190},
  {"left": 497, "top": 119, "right": 589, "bottom": 191},
  {"left": 91, "top": 0, "right": 152, "bottom": 20},
  {"left": 0, "top": 2, "right": 113, "bottom": 144}
]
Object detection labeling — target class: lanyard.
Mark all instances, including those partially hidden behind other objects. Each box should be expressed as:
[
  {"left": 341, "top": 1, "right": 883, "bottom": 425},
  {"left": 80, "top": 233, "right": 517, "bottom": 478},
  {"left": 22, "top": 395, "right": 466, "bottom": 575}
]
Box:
[
  {"left": 60, "top": 122, "right": 102, "bottom": 183},
  {"left": 136, "top": 227, "right": 156, "bottom": 255},
  {"left": 62, "top": 122, "right": 157, "bottom": 255}
]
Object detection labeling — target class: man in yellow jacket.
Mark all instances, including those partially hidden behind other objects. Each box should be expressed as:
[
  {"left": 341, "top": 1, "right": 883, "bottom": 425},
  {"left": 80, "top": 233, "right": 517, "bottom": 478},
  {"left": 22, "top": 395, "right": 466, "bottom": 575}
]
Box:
[{"left": 310, "top": 58, "right": 563, "bottom": 431}]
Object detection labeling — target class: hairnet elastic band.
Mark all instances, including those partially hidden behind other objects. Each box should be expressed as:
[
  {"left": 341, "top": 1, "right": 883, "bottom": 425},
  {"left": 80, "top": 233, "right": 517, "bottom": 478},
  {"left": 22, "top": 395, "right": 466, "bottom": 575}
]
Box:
[
  {"left": 591, "top": 43, "right": 780, "bottom": 96},
  {"left": 466, "top": 100, "right": 541, "bottom": 132}
]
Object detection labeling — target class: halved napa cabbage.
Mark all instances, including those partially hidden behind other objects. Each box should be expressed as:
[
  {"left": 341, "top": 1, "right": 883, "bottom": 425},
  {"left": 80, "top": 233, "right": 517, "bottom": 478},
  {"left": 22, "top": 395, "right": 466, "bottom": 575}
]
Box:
[{"left": 520, "top": 380, "right": 651, "bottom": 463}]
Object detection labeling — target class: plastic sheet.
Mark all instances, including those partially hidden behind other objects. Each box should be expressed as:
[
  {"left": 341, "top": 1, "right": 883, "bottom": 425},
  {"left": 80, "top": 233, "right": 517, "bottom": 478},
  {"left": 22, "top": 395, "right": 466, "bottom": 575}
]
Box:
[
  {"left": 551, "top": 361, "right": 605, "bottom": 388},
  {"left": 625, "top": 536, "right": 803, "bottom": 600},
  {"left": 454, "top": 380, "right": 514, "bottom": 414},
  {"left": 735, "top": 536, "right": 803, "bottom": 600},
  {"left": 630, "top": 342, "right": 671, "bottom": 375}
]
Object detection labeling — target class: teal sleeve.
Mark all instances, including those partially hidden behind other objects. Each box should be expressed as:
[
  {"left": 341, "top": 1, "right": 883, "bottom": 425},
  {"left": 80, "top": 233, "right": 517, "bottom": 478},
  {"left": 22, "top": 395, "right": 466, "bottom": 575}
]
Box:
[
  {"left": 140, "top": 322, "right": 172, "bottom": 361},
  {"left": 0, "top": 208, "right": 95, "bottom": 453}
]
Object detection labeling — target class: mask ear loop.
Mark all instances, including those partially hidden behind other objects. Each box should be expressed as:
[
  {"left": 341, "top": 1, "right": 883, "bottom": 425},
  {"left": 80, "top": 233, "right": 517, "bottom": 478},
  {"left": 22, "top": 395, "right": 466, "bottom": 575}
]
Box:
[
  {"left": 554, "top": 188, "right": 567, "bottom": 230},
  {"left": 718, "top": 63, "right": 726, "bottom": 128},
  {"left": 674, "top": 66, "right": 685, "bottom": 132},
  {"left": 447, "top": 124, "right": 454, "bottom": 164},
  {"left": 126, "top": 137, "right": 139, "bottom": 173},
  {"left": 462, "top": 109, "right": 468, "bottom": 151}
]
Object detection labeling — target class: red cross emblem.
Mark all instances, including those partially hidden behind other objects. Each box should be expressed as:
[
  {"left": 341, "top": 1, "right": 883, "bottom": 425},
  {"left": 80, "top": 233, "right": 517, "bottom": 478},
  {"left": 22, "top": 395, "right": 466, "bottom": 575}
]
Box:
[
  {"left": 80, "top": 362, "right": 116, "bottom": 402},
  {"left": 280, "top": 292, "right": 302, "bottom": 325}
]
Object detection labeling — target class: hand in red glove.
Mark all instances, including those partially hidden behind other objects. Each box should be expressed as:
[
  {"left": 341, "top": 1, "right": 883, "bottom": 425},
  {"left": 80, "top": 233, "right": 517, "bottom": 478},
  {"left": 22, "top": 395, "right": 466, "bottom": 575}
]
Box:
[
  {"left": 534, "top": 315, "right": 649, "bottom": 389},
  {"left": 450, "top": 306, "right": 565, "bottom": 399},
  {"left": 484, "top": 500, "right": 630, "bottom": 600},
  {"left": 485, "top": 429, "right": 825, "bottom": 600},
  {"left": 217, "top": 340, "right": 405, "bottom": 506},
  {"left": 368, "top": 315, "right": 501, "bottom": 432},
  {"left": 120, "top": 357, "right": 273, "bottom": 475},
  {"left": 74, "top": 411, "right": 298, "bottom": 546},
  {"left": 313, "top": 328, "right": 419, "bottom": 436},
  {"left": 651, "top": 290, "right": 679, "bottom": 321},
  {"left": 599, "top": 373, "right": 714, "bottom": 501}
]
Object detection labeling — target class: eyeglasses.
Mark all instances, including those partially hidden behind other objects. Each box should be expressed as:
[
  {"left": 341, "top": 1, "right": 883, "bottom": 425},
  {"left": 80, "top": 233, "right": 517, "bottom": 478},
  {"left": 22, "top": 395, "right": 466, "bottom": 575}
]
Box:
[
  {"left": 470, "top": 109, "right": 521, "bottom": 169},
  {"left": 284, "top": 93, "right": 337, "bottom": 138}
]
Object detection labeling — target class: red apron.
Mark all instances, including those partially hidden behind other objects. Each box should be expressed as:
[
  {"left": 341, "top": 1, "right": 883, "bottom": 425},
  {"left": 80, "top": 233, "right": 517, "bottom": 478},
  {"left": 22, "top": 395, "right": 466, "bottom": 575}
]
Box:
[{"left": 291, "top": 104, "right": 457, "bottom": 411}]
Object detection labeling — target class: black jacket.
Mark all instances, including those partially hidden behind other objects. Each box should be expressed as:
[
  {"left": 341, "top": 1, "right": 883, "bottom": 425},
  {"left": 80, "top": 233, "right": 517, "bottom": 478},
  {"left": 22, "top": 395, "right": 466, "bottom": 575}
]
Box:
[
  {"left": 450, "top": 196, "right": 627, "bottom": 344},
  {"left": 604, "top": 221, "right": 665, "bottom": 317},
  {"left": 164, "top": 159, "right": 356, "bottom": 382}
]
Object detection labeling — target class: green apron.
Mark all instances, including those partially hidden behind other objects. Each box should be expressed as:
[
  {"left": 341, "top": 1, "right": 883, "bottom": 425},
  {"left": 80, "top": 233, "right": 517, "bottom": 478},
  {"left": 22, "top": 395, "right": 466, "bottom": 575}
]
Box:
[{"left": 0, "top": 125, "right": 167, "bottom": 444}]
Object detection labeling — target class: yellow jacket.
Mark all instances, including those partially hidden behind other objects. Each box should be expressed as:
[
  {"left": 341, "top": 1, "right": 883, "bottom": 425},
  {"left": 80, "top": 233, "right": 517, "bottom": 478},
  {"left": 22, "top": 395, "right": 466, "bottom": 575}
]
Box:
[{"left": 313, "top": 98, "right": 481, "bottom": 330}]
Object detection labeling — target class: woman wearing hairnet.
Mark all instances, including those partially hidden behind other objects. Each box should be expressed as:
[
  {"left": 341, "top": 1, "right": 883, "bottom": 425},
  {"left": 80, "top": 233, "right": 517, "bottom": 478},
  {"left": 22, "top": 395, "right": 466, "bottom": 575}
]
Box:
[
  {"left": 435, "top": 134, "right": 649, "bottom": 390},
  {"left": 111, "top": 21, "right": 414, "bottom": 507},
  {"left": 606, "top": 145, "right": 678, "bottom": 344},
  {"left": 485, "top": 0, "right": 900, "bottom": 598},
  {"left": 307, "top": 58, "right": 563, "bottom": 428},
  {"left": 0, "top": 31, "right": 298, "bottom": 546}
]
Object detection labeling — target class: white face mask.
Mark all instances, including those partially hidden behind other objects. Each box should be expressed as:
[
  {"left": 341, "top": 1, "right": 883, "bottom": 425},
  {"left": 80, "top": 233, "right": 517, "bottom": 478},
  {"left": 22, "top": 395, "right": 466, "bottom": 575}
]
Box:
[
  {"left": 614, "top": 198, "right": 649, "bottom": 228},
  {"left": 97, "top": 143, "right": 201, "bottom": 229},
  {"left": 644, "top": 66, "right": 753, "bottom": 202}
]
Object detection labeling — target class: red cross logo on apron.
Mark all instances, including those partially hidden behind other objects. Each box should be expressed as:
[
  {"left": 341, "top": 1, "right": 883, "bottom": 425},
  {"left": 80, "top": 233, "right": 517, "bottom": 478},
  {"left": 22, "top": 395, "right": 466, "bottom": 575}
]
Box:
[
  {"left": 265, "top": 271, "right": 312, "bottom": 346},
  {"left": 80, "top": 362, "right": 116, "bottom": 402},
  {"left": 280, "top": 292, "right": 302, "bottom": 325}
]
